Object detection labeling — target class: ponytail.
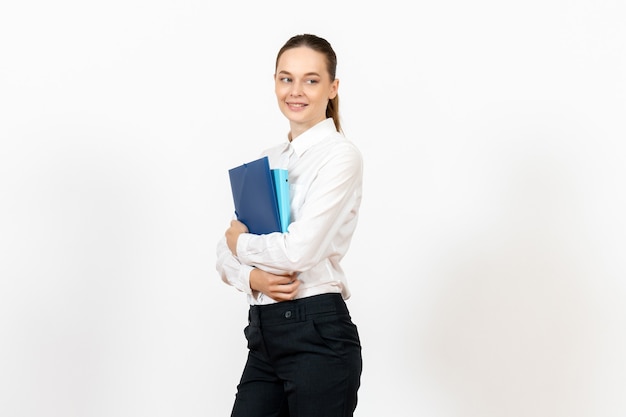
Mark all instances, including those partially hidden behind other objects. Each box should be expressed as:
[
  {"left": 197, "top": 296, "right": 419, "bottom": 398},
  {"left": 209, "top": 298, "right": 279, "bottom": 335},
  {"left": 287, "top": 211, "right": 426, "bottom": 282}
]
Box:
[{"left": 327, "top": 95, "right": 342, "bottom": 133}]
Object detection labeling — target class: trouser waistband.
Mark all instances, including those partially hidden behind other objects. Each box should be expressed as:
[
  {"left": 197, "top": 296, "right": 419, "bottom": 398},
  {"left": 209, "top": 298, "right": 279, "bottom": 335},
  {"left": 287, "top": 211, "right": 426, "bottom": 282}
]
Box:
[{"left": 248, "top": 293, "right": 347, "bottom": 326}]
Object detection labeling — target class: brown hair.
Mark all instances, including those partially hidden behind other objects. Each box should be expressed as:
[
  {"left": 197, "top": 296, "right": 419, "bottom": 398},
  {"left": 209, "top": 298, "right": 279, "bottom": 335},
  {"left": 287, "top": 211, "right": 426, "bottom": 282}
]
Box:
[{"left": 276, "top": 34, "right": 342, "bottom": 133}]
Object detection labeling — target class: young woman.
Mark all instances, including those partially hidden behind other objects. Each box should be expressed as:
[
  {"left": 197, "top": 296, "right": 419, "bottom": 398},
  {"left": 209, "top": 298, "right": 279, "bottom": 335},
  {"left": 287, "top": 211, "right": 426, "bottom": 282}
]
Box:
[{"left": 216, "top": 33, "right": 363, "bottom": 417}]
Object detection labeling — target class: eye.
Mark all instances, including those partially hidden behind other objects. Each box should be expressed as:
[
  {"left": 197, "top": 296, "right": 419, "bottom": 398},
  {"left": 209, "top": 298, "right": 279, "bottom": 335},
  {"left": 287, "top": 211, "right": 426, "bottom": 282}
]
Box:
[
  {"left": 305, "top": 79, "right": 319, "bottom": 85},
  {"left": 280, "top": 77, "right": 292, "bottom": 83}
]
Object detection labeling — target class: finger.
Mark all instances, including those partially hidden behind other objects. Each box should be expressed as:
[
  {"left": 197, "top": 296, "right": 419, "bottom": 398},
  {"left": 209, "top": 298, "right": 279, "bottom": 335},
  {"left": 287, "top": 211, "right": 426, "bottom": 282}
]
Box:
[
  {"left": 269, "top": 275, "right": 297, "bottom": 285},
  {"left": 271, "top": 280, "right": 299, "bottom": 293},
  {"left": 230, "top": 219, "right": 248, "bottom": 232},
  {"left": 271, "top": 288, "right": 299, "bottom": 301}
]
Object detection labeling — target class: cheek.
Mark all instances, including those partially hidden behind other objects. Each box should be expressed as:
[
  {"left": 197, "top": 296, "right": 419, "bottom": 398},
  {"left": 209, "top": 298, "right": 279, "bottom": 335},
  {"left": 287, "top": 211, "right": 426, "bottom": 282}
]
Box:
[
  {"left": 311, "top": 91, "right": 329, "bottom": 106},
  {"left": 275, "top": 85, "right": 288, "bottom": 100}
]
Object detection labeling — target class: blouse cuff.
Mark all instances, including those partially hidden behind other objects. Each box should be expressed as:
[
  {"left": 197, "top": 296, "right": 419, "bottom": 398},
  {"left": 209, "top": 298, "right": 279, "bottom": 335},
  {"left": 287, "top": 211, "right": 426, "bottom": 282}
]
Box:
[
  {"left": 236, "top": 232, "right": 255, "bottom": 263},
  {"left": 238, "top": 263, "right": 254, "bottom": 295}
]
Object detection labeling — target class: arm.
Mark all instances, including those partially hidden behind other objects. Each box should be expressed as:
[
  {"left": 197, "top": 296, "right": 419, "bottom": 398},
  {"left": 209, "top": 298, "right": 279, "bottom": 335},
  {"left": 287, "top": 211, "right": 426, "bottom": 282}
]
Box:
[
  {"left": 236, "top": 144, "right": 363, "bottom": 273},
  {"left": 216, "top": 234, "right": 255, "bottom": 296},
  {"left": 219, "top": 222, "right": 300, "bottom": 302}
]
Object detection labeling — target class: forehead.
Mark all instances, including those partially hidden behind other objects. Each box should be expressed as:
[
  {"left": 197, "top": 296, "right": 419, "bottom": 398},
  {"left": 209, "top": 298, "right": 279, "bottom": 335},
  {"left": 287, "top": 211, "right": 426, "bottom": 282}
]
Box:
[{"left": 276, "top": 46, "right": 328, "bottom": 74}]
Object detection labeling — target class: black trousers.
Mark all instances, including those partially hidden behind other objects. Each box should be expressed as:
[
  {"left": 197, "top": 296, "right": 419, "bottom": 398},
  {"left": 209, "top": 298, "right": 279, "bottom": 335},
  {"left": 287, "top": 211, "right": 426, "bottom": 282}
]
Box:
[{"left": 231, "top": 293, "right": 362, "bottom": 417}]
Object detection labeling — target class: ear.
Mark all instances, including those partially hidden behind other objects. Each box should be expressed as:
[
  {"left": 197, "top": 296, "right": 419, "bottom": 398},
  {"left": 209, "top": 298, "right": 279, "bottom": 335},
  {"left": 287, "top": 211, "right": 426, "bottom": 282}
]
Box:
[{"left": 329, "top": 78, "right": 339, "bottom": 99}]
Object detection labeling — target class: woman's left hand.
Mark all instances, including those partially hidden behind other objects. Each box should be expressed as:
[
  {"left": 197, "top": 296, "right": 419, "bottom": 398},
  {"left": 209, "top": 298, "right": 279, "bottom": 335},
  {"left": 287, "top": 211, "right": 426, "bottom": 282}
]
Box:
[{"left": 226, "top": 219, "right": 248, "bottom": 255}]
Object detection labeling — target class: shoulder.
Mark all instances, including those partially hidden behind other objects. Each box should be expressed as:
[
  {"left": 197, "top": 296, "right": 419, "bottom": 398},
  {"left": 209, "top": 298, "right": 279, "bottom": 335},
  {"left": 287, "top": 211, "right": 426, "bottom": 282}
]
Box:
[
  {"left": 330, "top": 133, "right": 362, "bottom": 161},
  {"left": 322, "top": 134, "right": 363, "bottom": 174}
]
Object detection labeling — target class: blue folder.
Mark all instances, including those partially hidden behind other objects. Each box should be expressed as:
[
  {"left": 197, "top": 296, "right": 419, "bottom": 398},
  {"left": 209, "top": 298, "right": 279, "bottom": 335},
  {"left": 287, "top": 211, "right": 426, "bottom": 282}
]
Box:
[
  {"left": 228, "top": 156, "right": 288, "bottom": 235},
  {"left": 271, "top": 168, "right": 290, "bottom": 232}
]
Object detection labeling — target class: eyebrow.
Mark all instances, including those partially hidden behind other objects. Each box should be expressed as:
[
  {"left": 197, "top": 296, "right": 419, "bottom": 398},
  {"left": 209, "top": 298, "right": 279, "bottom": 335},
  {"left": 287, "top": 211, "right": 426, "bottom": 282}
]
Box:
[{"left": 277, "top": 70, "right": 321, "bottom": 77}]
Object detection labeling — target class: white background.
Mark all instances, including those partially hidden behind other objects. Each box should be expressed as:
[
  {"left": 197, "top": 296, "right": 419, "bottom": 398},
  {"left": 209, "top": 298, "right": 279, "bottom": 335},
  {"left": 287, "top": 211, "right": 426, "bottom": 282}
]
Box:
[{"left": 1, "top": 1, "right": 625, "bottom": 416}]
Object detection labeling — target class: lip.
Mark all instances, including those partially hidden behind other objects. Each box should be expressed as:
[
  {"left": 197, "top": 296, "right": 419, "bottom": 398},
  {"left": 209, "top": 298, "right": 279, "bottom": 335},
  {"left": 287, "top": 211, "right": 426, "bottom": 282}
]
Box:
[{"left": 286, "top": 102, "right": 308, "bottom": 111}]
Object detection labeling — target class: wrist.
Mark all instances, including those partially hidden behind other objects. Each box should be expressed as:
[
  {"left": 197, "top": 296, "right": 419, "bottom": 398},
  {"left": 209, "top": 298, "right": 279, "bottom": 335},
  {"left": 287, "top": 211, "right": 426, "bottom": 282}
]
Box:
[{"left": 249, "top": 268, "right": 260, "bottom": 292}]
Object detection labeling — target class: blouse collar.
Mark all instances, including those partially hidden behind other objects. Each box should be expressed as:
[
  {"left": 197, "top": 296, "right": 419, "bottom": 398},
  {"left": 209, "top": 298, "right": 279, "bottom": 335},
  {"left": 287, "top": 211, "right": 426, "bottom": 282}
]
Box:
[{"left": 288, "top": 118, "right": 338, "bottom": 157}]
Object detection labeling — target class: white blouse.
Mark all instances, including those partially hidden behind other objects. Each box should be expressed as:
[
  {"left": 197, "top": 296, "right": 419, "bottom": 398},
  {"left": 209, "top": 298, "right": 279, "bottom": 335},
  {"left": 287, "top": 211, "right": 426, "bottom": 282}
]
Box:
[{"left": 216, "top": 118, "right": 363, "bottom": 305}]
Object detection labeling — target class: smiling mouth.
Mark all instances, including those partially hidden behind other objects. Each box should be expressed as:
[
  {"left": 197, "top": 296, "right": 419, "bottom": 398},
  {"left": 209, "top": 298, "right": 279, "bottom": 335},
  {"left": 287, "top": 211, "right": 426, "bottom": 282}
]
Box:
[{"left": 287, "top": 102, "right": 307, "bottom": 108}]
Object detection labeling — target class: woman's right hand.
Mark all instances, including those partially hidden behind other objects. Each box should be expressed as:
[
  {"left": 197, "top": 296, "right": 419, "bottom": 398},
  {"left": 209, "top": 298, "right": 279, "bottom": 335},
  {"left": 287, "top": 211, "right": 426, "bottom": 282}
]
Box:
[{"left": 250, "top": 268, "right": 300, "bottom": 302}]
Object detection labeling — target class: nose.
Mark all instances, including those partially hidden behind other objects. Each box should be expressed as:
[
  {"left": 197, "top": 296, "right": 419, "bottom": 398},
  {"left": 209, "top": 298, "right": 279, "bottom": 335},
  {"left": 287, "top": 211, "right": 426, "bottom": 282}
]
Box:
[{"left": 289, "top": 81, "right": 303, "bottom": 97}]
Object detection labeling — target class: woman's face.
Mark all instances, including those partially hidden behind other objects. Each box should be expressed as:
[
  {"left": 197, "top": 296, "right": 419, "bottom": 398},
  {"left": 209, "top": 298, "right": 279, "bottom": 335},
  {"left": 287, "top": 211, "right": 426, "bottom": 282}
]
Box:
[{"left": 274, "top": 46, "right": 339, "bottom": 139}]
